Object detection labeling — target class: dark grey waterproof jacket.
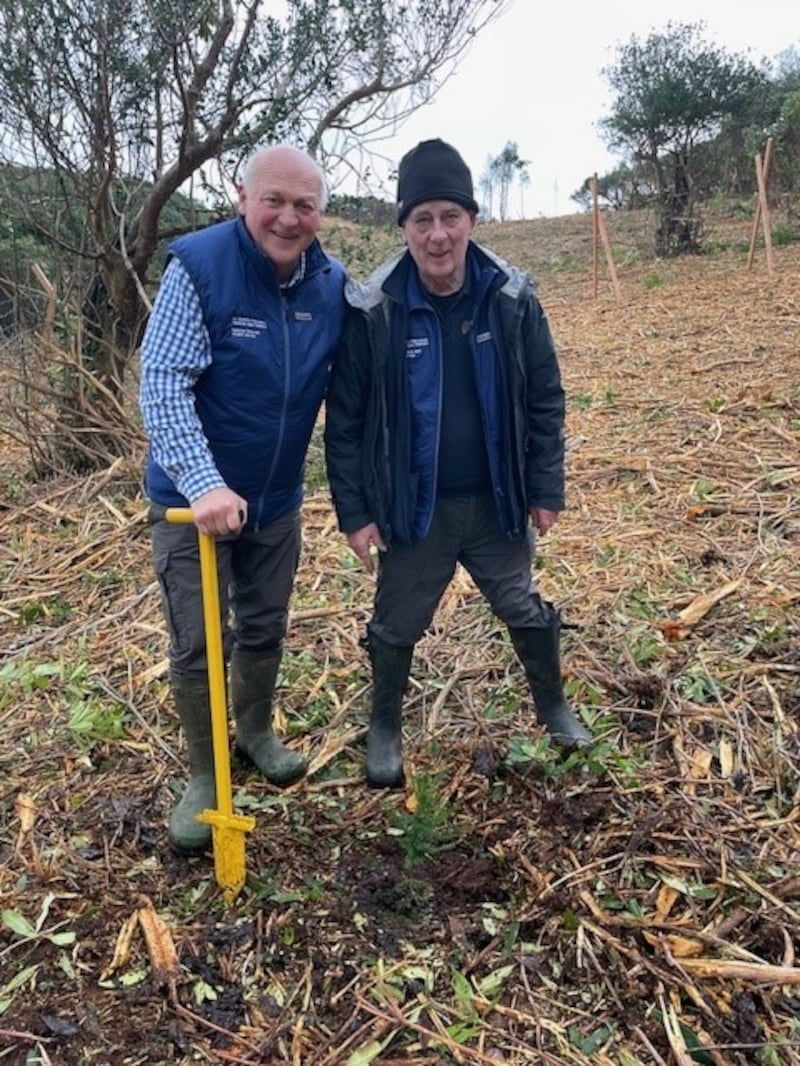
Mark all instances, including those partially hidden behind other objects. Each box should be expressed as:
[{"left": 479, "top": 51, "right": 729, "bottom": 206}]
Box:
[{"left": 324, "top": 241, "right": 566, "bottom": 546}]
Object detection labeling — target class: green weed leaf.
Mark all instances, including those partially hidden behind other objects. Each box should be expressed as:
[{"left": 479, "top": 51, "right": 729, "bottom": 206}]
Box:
[{"left": 2, "top": 908, "right": 36, "bottom": 938}]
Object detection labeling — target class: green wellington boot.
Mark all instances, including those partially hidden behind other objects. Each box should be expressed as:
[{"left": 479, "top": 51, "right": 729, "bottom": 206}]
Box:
[
  {"left": 231, "top": 646, "right": 307, "bottom": 786},
  {"left": 509, "top": 623, "right": 591, "bottom": 750},
  {"left": 365, "top": 633, "right": 414, "bottom": 789},
  {"left": 168, "top": 673, "right": 216, "bottom": 854}
]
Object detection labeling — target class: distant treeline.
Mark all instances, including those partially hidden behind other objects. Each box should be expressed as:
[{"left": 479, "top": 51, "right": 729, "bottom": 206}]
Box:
[{"left": 326, "top": 193, "right": 396, "bottom": 227}]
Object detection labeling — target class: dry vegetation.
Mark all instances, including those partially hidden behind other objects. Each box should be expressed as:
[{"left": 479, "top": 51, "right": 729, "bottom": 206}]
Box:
[{"left": 1, "top": 204, "right": 799, "bottom": 1066}]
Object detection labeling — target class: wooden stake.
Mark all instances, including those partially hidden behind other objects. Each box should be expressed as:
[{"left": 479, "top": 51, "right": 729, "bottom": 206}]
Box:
[
  {"left": 754, "top": 150, "right": 775, "bottom": 277},
  {"left": 597, "top": 210, "right": 622, "bottom": 300},
  {"left": 590, "top": 175, "right": 621, "bottom": 300},
  {"left": 591, "top": 173, "right": 600, "bottom": 298},
  {"left": 747, "top": 136, "right": 775, "bottom": 271}
]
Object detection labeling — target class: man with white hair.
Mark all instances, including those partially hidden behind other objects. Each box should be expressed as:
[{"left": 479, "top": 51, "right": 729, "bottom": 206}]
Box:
[{"left": 140, "top": 145, "right": 346, "bottom": 852}]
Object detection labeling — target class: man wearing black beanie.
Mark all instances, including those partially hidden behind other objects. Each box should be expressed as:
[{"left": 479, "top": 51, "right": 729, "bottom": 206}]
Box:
[{"left": 325, "top": 138, "right": 591, "bottom": 789}]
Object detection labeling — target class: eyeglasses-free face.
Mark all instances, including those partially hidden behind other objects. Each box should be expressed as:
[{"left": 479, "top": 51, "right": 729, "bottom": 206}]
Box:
[{"left": 402, "top": 200, "right": 476, "bottom": 295}]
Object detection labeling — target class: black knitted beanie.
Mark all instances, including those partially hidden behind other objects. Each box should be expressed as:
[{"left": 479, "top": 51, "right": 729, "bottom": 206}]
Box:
[{"left": 396, "top": 138, "right": 479, "bottom": 225}]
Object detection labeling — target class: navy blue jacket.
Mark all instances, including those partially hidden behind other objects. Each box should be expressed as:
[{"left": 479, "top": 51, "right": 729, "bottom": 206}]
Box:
[
  {"left": 146, "top": 217, "right": 346, "bottom": 529},
  {"left": 324, "top": 242, "right": 566, "bottom": 546}
]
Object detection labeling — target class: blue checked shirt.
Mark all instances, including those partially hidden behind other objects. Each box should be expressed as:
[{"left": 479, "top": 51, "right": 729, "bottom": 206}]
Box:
[{"left": 139, "top": 254, "right": 306, "bottom": 504}]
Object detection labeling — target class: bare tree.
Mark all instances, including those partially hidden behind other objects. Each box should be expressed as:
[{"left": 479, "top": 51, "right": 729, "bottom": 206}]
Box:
[
  {"left": 478, "top": 153, "right": 496, "bottom": 218},
  {"left": 518, "top": 166, "right": 530, "bottom": 218},
  {"left": 488, "top": 141, "right": 529, "bottom": 221},
  {"left": 0, "top": 0, "right": 510, "bottom": 468}
]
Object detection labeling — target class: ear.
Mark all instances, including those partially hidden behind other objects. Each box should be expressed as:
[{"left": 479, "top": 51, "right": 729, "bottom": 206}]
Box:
[{"left": 236, "top": 183, "right": 247, "bottom": 215}]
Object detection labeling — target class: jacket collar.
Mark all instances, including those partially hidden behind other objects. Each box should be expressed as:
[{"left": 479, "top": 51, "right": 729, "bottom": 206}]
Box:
[
  {"left": 345, "top": 240, "right": 531, "bottom": 312},
  {"left": 235, "top": 216, "right": 331, "bottom": 291}
]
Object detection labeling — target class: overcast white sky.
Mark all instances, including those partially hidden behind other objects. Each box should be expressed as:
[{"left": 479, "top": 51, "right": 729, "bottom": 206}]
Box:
[{"left": 362, "top": 0, "right": 799, "bottom": 218}]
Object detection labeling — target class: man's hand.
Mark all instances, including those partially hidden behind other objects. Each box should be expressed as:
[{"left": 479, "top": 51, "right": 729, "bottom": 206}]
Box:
[
  {"left": 191, "top": 487, "right": 247, "bottom": 536},
  {"left": 529, "top": 507, "right": 559, "bottom": 536},
  {"left": 346, "top": 523, "right": 387, "bottom": 574}
]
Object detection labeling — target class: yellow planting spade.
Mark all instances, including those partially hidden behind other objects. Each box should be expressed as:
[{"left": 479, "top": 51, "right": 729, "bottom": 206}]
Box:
[{"left": 165, "top": 507, "right": 255, "bottom": 903}]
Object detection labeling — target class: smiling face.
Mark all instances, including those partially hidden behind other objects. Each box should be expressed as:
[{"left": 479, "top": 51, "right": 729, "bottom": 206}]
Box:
[
  {"left": 402, "top": 200, "right": 476, "bottom": 295},
  {"left": 238, "top": 146, "right": 324, "bottom": 281}
]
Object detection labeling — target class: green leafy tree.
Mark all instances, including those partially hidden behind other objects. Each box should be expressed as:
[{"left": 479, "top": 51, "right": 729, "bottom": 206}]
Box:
[
  {"left": 698, "top": 49, "right": 796, "bottom": 202},
  {"left": 600, "top": 22, "right": 768, "bottom": 255},
  {"left": 571, "top": 162, "right": 654, "bottom": 212},
  {"left": 770, "top": 48, "right": 800, "bottom": 200},
  {"left": 776, "top": 88, "right": 800, "bottom": 198},
  {"left": 0, "top": 0, "right": 510, "bottom": 470}
]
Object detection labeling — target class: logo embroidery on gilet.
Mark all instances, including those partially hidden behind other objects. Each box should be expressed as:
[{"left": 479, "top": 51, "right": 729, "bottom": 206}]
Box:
[
  {"left": 405, "top": 337, "right": 429, "bottom": 360},
  {"left": 230, "top": 316, "right": 267, "bottom": 339}
]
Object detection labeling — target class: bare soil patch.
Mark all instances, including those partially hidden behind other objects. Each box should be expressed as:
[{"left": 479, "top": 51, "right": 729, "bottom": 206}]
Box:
[{"left": 1, "top": 209, "right": 799, "bottom": 1065}]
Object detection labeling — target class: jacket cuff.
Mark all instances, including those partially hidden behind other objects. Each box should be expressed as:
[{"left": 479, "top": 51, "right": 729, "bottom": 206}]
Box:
[{"left": 339, "top": 510, "right": 374, "bottom": 535}]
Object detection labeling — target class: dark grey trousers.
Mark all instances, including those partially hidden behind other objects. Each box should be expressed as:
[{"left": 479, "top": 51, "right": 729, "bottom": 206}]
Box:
[
  {"left": 151, "top": 508, "right": 301, "bottom": 675},
  {"left": 370, "top": 495, "right": 551, "bottom": 647}
]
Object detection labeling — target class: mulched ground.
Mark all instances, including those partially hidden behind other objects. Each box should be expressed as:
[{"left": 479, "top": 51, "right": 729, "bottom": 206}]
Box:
[{"left": 1, "top": 208, "right": 799, "bottom": 1066}]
